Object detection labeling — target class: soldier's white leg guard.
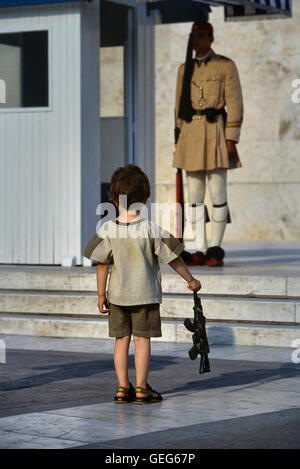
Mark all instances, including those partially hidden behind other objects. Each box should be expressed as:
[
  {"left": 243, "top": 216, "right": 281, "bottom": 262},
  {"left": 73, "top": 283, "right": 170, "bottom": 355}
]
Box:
[
  {"left": 186, "top": 170, "right": 208, "bottom": 253},
  {"left": 188, "top": 203, "right": 208, "bottom": 252},
  {"left": 210, "top": 202, "right": 228, "bottom": 246},
  {"left": 207, "top": 169, "right": 228, "bottom": 247}
]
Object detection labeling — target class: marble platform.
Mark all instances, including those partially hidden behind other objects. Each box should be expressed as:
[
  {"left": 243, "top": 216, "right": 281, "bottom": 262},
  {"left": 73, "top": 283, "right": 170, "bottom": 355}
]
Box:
[{"left": 0, "top": 242, "right": 299, "bottom": 347}]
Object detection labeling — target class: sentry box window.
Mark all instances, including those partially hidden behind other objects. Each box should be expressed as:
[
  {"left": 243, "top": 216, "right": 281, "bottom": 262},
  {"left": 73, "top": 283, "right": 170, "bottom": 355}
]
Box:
[{"left": 0, "top": 30, "right": 48, "bottom": 108}]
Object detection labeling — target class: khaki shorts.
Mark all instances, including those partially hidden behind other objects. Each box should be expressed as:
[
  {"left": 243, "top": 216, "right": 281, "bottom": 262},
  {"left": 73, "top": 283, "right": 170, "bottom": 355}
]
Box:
[{"left": 108, "top": 303, "right": 162, "bottom": 338}]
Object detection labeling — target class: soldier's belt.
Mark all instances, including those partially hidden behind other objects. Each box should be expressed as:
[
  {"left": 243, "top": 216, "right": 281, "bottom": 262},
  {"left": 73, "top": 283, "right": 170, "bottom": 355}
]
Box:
[{"left": 192, "top": 107, "right": 226, "bottom": 124}]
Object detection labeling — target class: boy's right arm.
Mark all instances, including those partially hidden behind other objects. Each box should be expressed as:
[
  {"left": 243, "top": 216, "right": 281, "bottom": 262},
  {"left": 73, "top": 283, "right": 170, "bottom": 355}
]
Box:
[
  {"left": 168, "top": 256, "right": 201, "bottom": 292},
  {"left": 97, "top": 262, "right": 110, "bottom": 313}
]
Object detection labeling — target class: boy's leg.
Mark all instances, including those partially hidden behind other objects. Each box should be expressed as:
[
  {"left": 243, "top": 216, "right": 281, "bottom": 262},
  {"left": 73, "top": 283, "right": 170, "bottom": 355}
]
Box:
[
  {"left": 114, "top": 335, "right": 131, "bottom": 397},
  {"left": 133, "top": 336, "right": 151, "bottom": 398}
]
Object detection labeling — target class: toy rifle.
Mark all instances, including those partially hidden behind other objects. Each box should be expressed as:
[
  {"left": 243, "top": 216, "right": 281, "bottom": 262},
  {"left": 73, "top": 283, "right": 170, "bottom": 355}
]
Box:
[{"left": 184, "top": 291, "right": 211, "bottom": 374}]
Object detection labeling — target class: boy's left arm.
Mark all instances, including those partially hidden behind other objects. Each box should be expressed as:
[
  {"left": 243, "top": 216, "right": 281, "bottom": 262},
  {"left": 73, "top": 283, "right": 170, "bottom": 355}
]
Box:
[
  {"left": 152, "top": 224, "right": 201, "bottom": 291},
  {"left": 97, "top": 262, "right": 110, "bottom": 313},
  {"left": 169, "top": 256, "right": 201, "bottom": 292}
]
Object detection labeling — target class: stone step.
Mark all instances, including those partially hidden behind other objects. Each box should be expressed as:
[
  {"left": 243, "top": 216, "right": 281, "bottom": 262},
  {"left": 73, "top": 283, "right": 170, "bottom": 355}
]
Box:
[
  {"left": 0, "top": 314, "right": 298, "bottom": 348},
  {"left": 0, "top": 266, "right": 299, "bottom": 347},
  {"left": 0, "top": 270, "right": 96, "bottom": 292},
  {"left": 0, "top": 291, "right": 299, "bottom": 324},
  {"left": 0, "top": 269, "right": 299, "bottom": 298},
  {"left": 0, "top": 291, "right": 100, "bottom": 317},
  {"left": 162, "top": 295, "right": 300, "bottom": 324},
  {"left": 162, "top": 274, "right": 300, "bottom": 298}
]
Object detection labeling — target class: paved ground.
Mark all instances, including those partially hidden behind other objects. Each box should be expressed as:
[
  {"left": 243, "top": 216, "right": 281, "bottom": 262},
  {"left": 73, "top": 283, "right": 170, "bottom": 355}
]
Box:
[{"left": 0, "top": 335, "right": 299, "bottom": 450}]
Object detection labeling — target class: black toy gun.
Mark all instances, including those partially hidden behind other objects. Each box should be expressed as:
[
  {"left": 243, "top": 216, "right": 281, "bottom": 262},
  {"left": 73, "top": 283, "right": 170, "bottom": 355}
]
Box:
[{"left": 184, "top": 291, "right": 211, "bottom": 374}]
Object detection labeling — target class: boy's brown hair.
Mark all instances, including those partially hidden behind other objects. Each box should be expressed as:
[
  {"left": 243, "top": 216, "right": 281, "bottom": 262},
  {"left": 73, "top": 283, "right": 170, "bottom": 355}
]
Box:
[{"left": 109, "top": 164, "right": 151, "bottom": 208}]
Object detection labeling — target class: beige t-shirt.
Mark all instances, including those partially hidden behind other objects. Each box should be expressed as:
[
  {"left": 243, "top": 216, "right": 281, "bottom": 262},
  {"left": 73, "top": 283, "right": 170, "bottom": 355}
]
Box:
[{"left": 83, "top": 218, "right": 184, "bottom": 306}]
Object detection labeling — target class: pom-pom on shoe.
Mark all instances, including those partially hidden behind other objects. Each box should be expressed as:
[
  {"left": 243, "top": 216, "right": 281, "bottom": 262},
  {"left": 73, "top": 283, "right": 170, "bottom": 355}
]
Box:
[
  {"left": 193, "top": 251, "right": 206, "bottom": 266},
  {"left": 181, "top": 250, "right": 206, "bottom": 266},
  {"left": 180, "top": 250, "right": 193, "bottom": 264},
  {"left": 205, "top": 246, "right": 225, "bottom": 267}
]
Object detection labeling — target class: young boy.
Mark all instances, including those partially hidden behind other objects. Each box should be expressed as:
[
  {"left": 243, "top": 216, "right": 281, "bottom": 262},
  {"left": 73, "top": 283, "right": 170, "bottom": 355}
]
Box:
[{"left": 83, "top": 164, "right": 201, "bottom": 404}]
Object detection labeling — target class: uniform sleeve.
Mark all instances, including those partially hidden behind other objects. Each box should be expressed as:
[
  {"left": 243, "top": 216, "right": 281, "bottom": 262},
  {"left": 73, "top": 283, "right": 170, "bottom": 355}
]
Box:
[
  {"left": 175, "top": 64, "right": 185, "bottom": 132},
  {"left": 224, "top": 60, "right": 243, "bottom": 143},
  {"left": 83, "top": 233, "right": 112, "bottom": 264},
  {"left": 152, "top": 225, "right": 184, "bottom": 264}
]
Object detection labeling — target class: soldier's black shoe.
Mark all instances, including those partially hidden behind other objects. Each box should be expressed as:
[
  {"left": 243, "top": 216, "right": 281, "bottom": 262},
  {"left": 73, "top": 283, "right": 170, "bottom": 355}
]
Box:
[
  {"left": 205, "top": 246, "right": 225, "bottom": 267},
  {"left": 180, "top": 250, "right": 193, "bottom": 264},
  {"left": 181, "top": 250, "right": 206, "bottom": 266}
]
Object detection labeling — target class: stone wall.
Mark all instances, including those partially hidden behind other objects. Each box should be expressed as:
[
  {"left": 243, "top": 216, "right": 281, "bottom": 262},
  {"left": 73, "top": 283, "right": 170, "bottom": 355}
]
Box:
[{"left": 155, "top": 5, "right": 300, "bottom": 241}]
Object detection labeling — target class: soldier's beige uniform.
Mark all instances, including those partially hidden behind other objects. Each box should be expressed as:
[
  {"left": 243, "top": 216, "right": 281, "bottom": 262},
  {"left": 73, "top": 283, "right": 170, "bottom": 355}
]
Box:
[{"left": 173, "top": 49, "right": 243, "bottom": 172}]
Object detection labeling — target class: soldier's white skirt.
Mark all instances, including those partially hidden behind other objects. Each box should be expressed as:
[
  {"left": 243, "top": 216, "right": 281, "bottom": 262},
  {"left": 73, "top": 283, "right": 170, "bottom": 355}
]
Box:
[{"left": 173, "top": 116, "right": 242, "bottom": 172}]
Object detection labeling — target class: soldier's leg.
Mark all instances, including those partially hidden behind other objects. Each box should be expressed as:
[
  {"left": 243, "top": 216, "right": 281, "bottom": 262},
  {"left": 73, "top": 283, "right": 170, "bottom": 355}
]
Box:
[
  {"left": 206, "top": 169, "right": 228, "bottom": 266},
  {"left": 186, "top": 170, "right": 208, "bottom": 257}
]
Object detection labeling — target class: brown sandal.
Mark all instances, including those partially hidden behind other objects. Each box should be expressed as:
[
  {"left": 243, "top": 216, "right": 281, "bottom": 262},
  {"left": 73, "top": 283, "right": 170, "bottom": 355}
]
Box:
[
  {"left": 133, "top": 383, "right": 163, "bottom": 405},
  {"left": 114, "top": 382, "right": 135, "bottom": 404}
]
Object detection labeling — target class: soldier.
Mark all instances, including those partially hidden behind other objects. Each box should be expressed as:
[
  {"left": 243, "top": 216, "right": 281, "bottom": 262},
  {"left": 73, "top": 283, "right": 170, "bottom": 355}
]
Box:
[{"left": 173, "top": 21, "right": 243, "bottom": 266}]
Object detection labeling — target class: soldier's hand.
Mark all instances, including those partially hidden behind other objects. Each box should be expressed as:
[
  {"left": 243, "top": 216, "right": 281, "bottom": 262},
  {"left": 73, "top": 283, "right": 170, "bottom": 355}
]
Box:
[{"left": 226, "top": 140, "right": 237, "bottom": 160}]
